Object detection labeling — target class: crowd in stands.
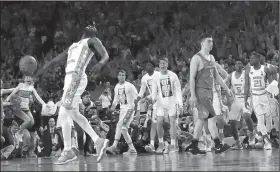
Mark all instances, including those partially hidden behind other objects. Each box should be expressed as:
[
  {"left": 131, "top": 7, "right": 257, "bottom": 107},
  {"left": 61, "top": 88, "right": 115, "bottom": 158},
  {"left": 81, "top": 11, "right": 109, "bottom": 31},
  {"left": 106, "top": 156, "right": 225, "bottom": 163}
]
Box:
[{"left": 1, "top": 1, "right": 279, "bottom": 160}]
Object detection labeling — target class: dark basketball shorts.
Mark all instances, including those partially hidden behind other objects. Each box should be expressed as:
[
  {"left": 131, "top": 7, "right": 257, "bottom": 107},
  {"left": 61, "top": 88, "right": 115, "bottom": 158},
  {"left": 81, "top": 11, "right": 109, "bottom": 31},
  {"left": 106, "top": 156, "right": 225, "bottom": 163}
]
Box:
[{"left": 195, "top": 87, "right": 216, "bottom": 119}]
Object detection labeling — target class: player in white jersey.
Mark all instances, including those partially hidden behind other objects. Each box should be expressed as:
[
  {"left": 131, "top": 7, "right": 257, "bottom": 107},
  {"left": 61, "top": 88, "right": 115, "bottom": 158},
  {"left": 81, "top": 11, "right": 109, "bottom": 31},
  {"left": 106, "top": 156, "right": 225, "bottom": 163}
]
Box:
[
  {"left": 5, "top": 76, "right": 46, "bottom": 135},
  {"left": 152, "top": 57, "right": 183, "bottom": 154},
  {"left": 37, "top": 25, "right": 110, "bottom": 164},
  {"left": 244, "top": 52, "right": 273, "bottom": 150},
  {"left": 135, "top": 60, "right": 159, "bottom": 153},
  {"left": 212, "top": 63, "right": 229, "bottom": 144},
  {"left": 226, "top": 60, "right": 256, "bottom": 149},
  {"left": 106, "top": 69, "right": 138, "bottom": 155}
]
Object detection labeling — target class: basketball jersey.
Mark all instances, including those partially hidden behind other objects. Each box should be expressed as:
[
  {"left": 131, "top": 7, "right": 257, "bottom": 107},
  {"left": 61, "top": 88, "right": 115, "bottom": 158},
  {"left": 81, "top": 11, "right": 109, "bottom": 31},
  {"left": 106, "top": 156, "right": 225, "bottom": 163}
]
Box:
[
  {"left": 17, "top": 83, "right": 33, "bottom": 110},
  {"left": 113, "top": 82, "right": 138, "bottom": 109},
  {"left": 153, "top": 70, "right": 182, "bottom": 107},
  {"left": 195, "top": 53, "right": 216, "bottom": 90},
  {"left": 138, "top": 71, "right": 160, "bottom": 98},
  {"left": 231, "top": 71, "right": 245, "bottom": 98},
  {"left": 249, "top": 65, "right": 266, "bottom": 95},
  {"left": 65, "top": 38, "right": 94, "bottom": 76}
]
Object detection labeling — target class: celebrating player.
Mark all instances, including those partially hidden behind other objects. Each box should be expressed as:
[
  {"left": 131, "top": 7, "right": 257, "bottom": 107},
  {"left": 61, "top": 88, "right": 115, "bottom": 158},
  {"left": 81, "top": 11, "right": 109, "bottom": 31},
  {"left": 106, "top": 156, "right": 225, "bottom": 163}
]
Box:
[
  {"left": 107, "top": 69, "right": 139, "bottom": 155},
  {"left": 135, "top": 60, "right": 159, "bottom": 153},
  {"left": 151, "top": 57, "right": 183, "bottom": 154}
]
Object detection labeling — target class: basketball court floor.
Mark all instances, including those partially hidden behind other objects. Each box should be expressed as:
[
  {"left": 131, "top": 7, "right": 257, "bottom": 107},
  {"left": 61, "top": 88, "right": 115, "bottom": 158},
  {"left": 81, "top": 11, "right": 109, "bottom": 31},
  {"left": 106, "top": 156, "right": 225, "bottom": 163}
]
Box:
[{"left": 1, "top": 149, "right": 279, "bottom": 171}]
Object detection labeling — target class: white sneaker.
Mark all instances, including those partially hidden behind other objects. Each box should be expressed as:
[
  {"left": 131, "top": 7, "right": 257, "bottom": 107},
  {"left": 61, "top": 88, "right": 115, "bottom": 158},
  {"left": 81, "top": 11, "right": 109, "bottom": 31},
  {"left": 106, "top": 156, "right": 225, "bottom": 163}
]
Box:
[{"left": 264, "top": 138, "right": 272, "bottom": 150}]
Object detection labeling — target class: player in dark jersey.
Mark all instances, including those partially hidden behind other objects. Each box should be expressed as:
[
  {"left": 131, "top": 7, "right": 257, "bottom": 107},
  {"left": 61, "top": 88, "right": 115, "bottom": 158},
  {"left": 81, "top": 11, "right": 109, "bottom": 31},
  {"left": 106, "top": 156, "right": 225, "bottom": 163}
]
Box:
[{"left": 187, "top": 34, "right": 233, "bottom": 154}]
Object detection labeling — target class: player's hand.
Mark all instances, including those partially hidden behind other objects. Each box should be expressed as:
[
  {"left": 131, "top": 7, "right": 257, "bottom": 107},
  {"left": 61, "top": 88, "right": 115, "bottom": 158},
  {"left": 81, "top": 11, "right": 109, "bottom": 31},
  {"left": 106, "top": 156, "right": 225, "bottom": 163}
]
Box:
[
  {"left": 245, "top": 101, "right": 250, "bottom": 109},
  {"left": 226, "top": 89, "right": 234, "bottom": 98},
  {"left": 110, "top": 105, "right": 116, "bottom": 112},
  {"left": 178, "top": 105, "right": 183, "bottom": 115},
  {"left": 189, "top": 96, "right": 197, "bottom": 108}
]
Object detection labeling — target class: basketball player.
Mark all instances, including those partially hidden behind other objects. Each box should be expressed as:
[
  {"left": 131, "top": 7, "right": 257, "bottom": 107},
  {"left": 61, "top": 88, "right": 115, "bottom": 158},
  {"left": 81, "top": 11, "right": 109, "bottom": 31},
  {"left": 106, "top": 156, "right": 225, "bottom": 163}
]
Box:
[
  {"left": 226, "top": 60, "right": 255, "bottom": 149},
  {"left": 188, "top": 35, "right": 233, "bottom": 155},
  {"left": 261, "top": 55, "right": 279, "bottom": 134},
  {"left": 212, "top": 63, "right": 229, "bottom": 143},
  {"left": 151, "top": 57, "right": 183, "bottom": 154},
  {"left": 135, "top": 60, "right": 159, "bottom": 153},
  {"left": 106, "top": 69, "right": 138, "bottom": 155},
  {"left": 5, "top": 76, "right": 46, "bottom": 136},
  {"left": 37, "top": 25, "right": 110, "bottom": 164},
  {"left": 245, "top": 52, "right": 273, "bottom": 150}
]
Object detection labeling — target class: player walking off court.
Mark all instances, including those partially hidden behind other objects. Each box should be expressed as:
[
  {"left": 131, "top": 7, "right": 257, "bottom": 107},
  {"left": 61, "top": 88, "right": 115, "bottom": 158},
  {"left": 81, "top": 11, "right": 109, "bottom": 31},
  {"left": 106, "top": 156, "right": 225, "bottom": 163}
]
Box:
[
  {"left": 188, "top": 35, "right": 233, "bottom": 155},
  {"left": 37, "top": 24, "right": 110, "bottom": 164}
]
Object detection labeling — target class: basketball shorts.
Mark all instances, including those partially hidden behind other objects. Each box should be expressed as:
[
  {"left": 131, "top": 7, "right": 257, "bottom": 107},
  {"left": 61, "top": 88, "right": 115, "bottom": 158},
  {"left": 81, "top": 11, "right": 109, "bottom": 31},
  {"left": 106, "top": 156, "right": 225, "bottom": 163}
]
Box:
[
  {"left": 61, "top": 74, "right": 87, "bottom": 109},
  {"left": 251, "top": 93, "right": 270, "bottom": 117},
  {"left": 229, "top": 97, "right": 251, "bottom": 121},
  {"left": 156, "top": 103, "right": 177, "bottom": 117},
  {"left": 213, "top": 91, "right": 222, "bottom": 116},
  {"left": 119, "top": 107, "right": 135, "bottom": 130},
  {"left": 195, "top": 88, "right": 216, "bottom": 119},
  {"left": 56, "top": 112, "right": 74, "bottom": 128},
  {"left": 268, "top": 98, "right": 279, "bottom": 118}
]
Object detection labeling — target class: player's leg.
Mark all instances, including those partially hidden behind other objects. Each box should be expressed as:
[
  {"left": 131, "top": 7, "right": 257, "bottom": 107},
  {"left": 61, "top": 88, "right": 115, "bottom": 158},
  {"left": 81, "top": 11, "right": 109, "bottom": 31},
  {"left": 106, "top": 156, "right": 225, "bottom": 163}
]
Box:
[
  {"left": 107, "top": 108, "right": 126, "bottom": 154},
  {"left": 145, "top": 107, "right": 157, "bottom": 153},
  {"left": 155, "top": 107, "right": 165, "bottom": 153},
  {"left": 203, "top": 121, "right": 214, "bottom": 152},
  {"left": 253, "top": 94, "right": 272, "bottom": 150},
  {"left": 122, "top": 109, "right": 137, "bottom": 154},
  {"left": 212, "top": 90, "right": 226, "bottom": 144},
  {"left": 228, "top": 98, "right": 243, "bottom": 149},
  {"left": 201, "top": 89, "right": 230, "bottom": 154},
  {"left": 168, "top": 105, "right": 178, "bottom": 153},
  {"left": 14, "top": 110, "right": 33, "bottom": 133},
  {"left": 242, "top": 102, "right": 256, "bottom": 148}
]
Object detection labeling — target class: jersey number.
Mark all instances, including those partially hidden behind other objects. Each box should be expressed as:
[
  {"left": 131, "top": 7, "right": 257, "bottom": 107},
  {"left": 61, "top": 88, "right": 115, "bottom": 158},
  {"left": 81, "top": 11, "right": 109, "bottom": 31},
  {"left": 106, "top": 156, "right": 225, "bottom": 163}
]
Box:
[
  {"left": 236, "top": 87, "right": 242, "bottom": 93},
  {"left": 254, "top": 80, "right": 262, "bottom": 87}
]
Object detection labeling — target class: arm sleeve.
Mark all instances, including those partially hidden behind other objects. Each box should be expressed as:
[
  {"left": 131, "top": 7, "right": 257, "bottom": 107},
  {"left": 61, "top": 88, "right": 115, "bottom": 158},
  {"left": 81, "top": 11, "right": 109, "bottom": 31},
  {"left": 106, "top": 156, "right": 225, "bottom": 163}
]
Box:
[
  {"left": 152, "top": 75, "right": 158, "bottom": 101},
  {"left": 112, "top": 85, "right": 119, "bottom": 107},
  {"left": 138, "top": 77, "right": 147, "bottom": 98},
  {"left": 130, "top": 83, "right": 139, "bottom": 100},
  {"left": 173, "top": 73, "right": 183, "bottom": 106}
]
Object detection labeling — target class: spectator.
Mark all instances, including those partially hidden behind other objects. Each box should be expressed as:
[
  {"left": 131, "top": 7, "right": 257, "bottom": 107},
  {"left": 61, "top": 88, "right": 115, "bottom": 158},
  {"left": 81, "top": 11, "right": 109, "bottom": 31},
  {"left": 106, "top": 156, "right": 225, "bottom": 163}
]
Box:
[
  {"left": 99, "top": 89, "right": 112, "bottom": 121},
  {"left": 39, "top": 118, "right": 62, "bottom": 157},
  {"left": 1, "top": 120, "right": 19, "bottom": 160}
]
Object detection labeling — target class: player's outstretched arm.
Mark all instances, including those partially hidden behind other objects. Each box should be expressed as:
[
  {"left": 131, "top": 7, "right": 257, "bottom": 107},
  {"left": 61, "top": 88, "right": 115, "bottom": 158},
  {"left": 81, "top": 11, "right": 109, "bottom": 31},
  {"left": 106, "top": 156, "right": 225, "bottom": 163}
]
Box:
[
  {"left": 1, "top": 88, "right": 15, "bottom": 95},
  {"left": 36, "top": 48, "right": 69, "bottom": 76}
]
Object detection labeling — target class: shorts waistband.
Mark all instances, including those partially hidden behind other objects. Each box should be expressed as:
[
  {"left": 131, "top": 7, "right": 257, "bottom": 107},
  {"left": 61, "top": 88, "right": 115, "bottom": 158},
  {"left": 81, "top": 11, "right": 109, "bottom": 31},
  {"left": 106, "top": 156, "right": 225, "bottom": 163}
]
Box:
[{"left": 251, "top": 92, "right": 267, "bottom": 96}]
